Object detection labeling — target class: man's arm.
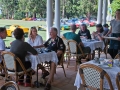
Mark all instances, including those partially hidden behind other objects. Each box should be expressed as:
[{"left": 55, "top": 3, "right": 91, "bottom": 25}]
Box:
[
  {"left": 33, "top": 44, "right": 44, "bottom": 48},
  {"left": 105, "top": 27, "right": 112, "bottom": 36},
  {"left": 57, "top": 38, "right": 65, "bottom": 56},
  {"left": 24, "top": 42, "right": 37, "bottom": 55}
]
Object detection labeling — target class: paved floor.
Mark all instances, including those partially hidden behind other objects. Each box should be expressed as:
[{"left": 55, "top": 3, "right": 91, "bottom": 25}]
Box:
[{"left": 0, "top": 52, "right": 112, "bottom": 90}]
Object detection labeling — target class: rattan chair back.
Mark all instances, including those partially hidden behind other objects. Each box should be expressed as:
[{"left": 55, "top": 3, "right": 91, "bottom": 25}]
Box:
[
  {"left": 116, "top": 72, "right": 120, "bottom": 90},
  {"left": 79, "top": 64, "right": 113, "bottom": 90},
  {"left": 1, "top": 81, "right": 20, "bottom": 90}
]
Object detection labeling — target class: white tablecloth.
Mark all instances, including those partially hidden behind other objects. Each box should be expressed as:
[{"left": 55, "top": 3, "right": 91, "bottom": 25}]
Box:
[
  {"left": 82, "top": 40, "right": 105, "bottom": 53},
  {"left": 74, "top": 60, "right": 120, "bottom": 90},
  {"left": 26, "top": 51, "right": 58, "bottom": 70}
]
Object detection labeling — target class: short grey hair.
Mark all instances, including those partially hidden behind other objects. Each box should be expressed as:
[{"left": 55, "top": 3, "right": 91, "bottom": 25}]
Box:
[{"left": 50, "top": 27, "right": 58, "bottom": 33}]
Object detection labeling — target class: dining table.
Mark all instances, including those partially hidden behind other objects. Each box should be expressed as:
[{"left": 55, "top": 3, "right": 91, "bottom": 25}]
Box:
[
  {"left": 74, "top": 59, "right": 120, "bottom": 90},
  {"left": 6, "top": 48, "right": 59, "bottom": 70},
  {"left": 25, "top": 48, "right": 58, "bottom": 70},
  {"left": 82, "top": 39, "right": 105, "bottom": 53}
]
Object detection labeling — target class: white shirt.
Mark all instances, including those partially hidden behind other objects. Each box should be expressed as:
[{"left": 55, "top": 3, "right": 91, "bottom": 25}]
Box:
[
  {"left": 27, "top": 35, "right": 43, "bottom": 46},
  {"left": 0, "top": 37, "right": 5, "bottom": 62}
]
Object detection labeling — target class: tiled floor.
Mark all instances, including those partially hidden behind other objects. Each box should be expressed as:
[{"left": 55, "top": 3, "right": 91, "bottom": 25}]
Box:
[{"left": 0, "top": 52, "right": 112, "bottom": 90}]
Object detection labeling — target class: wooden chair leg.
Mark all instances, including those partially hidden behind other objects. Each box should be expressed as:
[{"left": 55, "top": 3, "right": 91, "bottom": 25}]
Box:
[
  {"left": 67, "top": 56, "right": 70, "bottom": 68},
  {"left": 62, "top": 65, "right": 66, "bottom": 77},
  {"left": 75, "top": 58, "right": 77, "bottom": 71}
]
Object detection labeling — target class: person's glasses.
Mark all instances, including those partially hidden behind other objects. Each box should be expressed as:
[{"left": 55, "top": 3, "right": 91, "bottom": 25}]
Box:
[{"left": 31, "top": 26, "right": 36, "bottom": 29}]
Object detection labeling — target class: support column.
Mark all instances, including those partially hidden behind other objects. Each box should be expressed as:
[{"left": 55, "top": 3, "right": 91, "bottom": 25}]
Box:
[
  {"left": 46, "top": 0, "right": 53, "bottom": 40},
  {"left": 103, "top": 0, "right": 108, "bottom": 25},
  {"left": 97, "top": 0, "right": 103, "bottom": 24},
  {"left": 55, "top": 0, "right": 60, "bottom": 36}
]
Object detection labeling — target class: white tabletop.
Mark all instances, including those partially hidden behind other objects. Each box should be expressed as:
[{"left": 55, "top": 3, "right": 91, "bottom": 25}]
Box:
[
  {"left": 26, "top": 51, "right": 58, "bottom": 70},
  {"left": 82, "top": 40, "right": 105, "bottom": 53},
  {"left": 74, "top": 60, "right": 120, "bottom": 90},
  {"left": 103, "top": 36, "right": 118, "bottom": 41},
  {"left": 5, "top": 49, "right": 59, "bottom": 70}
]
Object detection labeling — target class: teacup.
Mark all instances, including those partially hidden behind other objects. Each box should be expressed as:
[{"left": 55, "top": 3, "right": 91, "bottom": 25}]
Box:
[
  {"left": 113, "top": 59, "right": 119, "bottom": 64},
  {"left": 100, "top": 61, "right": 105, "bottom": 65}
]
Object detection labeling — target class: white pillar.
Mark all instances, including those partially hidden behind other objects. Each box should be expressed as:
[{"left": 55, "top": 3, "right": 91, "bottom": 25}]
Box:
[
  {"left": 55, "top": 0, "right": 60, "bottom": 36},
  {"left": 103, "top": 0, "right": 108, "bottom": 25},
  {"left": 97, "top": 0, "right": 103, "bottom": 24},
  {"left": 46, "top": 0, "right": 53, "bottom": 40}
]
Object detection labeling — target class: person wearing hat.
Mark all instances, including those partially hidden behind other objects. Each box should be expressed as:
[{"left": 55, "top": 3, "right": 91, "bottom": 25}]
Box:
[
  {"left": 103, "top": 24, "right": 109, "bottom": 36},
  {"left": 78, "top": 24, "right": 91, "bottom": 39},
  {"left": 92, "top": 24, "right": 104, "bottom": 41}
]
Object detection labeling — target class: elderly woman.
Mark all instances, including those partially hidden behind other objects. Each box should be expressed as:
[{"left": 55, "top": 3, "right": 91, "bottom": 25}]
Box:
[
  {"left": 27, "top": 26, "right": 43, "bottom": 47},
  {"left": 78, "top": 24, "right": 91, "bottom": 39}
]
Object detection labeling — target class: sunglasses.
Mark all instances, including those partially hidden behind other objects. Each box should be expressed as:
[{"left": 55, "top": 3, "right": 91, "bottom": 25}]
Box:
[{"left": 31, "top": 26, "right": 36, "bottom": 29}]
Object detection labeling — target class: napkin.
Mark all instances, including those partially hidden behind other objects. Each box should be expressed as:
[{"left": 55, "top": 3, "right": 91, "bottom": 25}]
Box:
[{"left": 74, "top": 68, "right": 81, "bottom": 90}]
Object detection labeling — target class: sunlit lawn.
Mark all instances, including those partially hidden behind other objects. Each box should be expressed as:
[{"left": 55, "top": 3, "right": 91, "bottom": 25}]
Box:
[{"left": 0, "top": 19, "right": 96, "bottom": 46}]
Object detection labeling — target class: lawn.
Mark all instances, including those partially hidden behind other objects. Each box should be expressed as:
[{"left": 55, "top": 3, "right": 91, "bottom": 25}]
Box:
[{"left": 0, "top": 19, "right": 96, "bottom": 46}]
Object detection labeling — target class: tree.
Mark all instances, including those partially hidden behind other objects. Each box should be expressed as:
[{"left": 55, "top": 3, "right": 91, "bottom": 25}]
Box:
[{"left": 111, "top": 0, "right": 120, "bottom": 16}]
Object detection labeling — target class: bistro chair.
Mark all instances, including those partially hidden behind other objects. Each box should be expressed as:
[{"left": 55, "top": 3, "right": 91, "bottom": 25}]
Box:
[
  {"left": 67, "top": 40, "right": 88, "bottom": 71},
  {"left": 0, "top": 81, "right": 20, "bottom": 90},
  {"left": 1, "top": 51, "right": 33, "bottom": 87},
  {"left": 79, "top": 64, "right": 113, "bottom": 90},
  {"left": 114, "top": 53, "right": 119, "bottom": 59},
  {"left": 56, "top": 51, "right": 66, "bottom": 77},
  {"left": 0, "top": 63, "right": 4, "bottom": 75},
  {"left": 116, "top": 72, "right": 120, "bottom": 90},
  {"left": 62, "top": 37, "right": 70, "bottom": 61},
  {"left": 41, "top": 51, "right": 66, "bottom": 77}
]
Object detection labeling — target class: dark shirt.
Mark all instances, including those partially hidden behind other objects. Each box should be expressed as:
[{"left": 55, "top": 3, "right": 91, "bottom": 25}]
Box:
[
  {"left": 44, "top": 36, "right": 65, "bottom": 52},
  {"left": 78, "top": 29, "right": 91, "bottom": 39},
  {"left": 10, "top": 39, "right": 37, "bottom": 71}
]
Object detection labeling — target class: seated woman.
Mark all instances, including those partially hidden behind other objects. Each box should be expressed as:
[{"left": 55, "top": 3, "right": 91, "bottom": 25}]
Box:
[
  {"left": 78, "top": 24, "right": 91, "bottom": 39},
  {"left": 10, "top": 28, "right": 50, "bottom": 88},
  {"left": 27, "top": 26, "right": 43, "bottom": 46},
  {"left": 91, "top": 24, "right": 104, "bottom": 59},
  {"left": 92, "top": 24, "right": 104, "bottom": 41}
]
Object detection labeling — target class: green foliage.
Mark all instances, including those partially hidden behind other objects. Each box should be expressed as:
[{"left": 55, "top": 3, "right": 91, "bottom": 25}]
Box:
[
  {"left": 0, "top": 0, "right": 98, "bottom": 19},
  {"left": 14, "top": 12, "right": 25, "bottom": 20},
  {"left": 111, "top": 0, "right": 120, "bottom": 16},
  {"left": 0, "top": 14, "right": 2, "bottom": 19}
]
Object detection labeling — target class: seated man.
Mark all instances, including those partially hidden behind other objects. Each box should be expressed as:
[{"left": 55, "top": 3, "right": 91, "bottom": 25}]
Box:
[
  {"left": 33, "top": 27, "right": 65, "bottom": 90},
  {"left": 10, "top": 28, "right": 54, "bottom": 89},
  {"left": 0, "top": 27, "right": 7, "bottom": 76},
  {"left": 63, "top": 24, "right": 91, "bottom": 61}
]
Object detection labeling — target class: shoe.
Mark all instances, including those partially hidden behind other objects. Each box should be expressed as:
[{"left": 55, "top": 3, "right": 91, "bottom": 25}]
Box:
[
  {"left": 42, "top": 71, "right": 49, "bottom": 79},
  {"left": 24, "top": 83, "right": 31, "bottom": 87},
  {"left": 17, "top": 82, "right": 24, "bottom": 85},
  {"left": 44, "top": 83, "right": 51, "bottom": 90}
]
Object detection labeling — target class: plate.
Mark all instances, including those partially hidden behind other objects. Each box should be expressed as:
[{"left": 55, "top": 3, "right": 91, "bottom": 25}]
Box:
[
  {"left": 104, "top": 37, "right": 118, "bottom": 40},
  {"left": 98, "top": 65, "right": 111, "bottom": 69}
]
